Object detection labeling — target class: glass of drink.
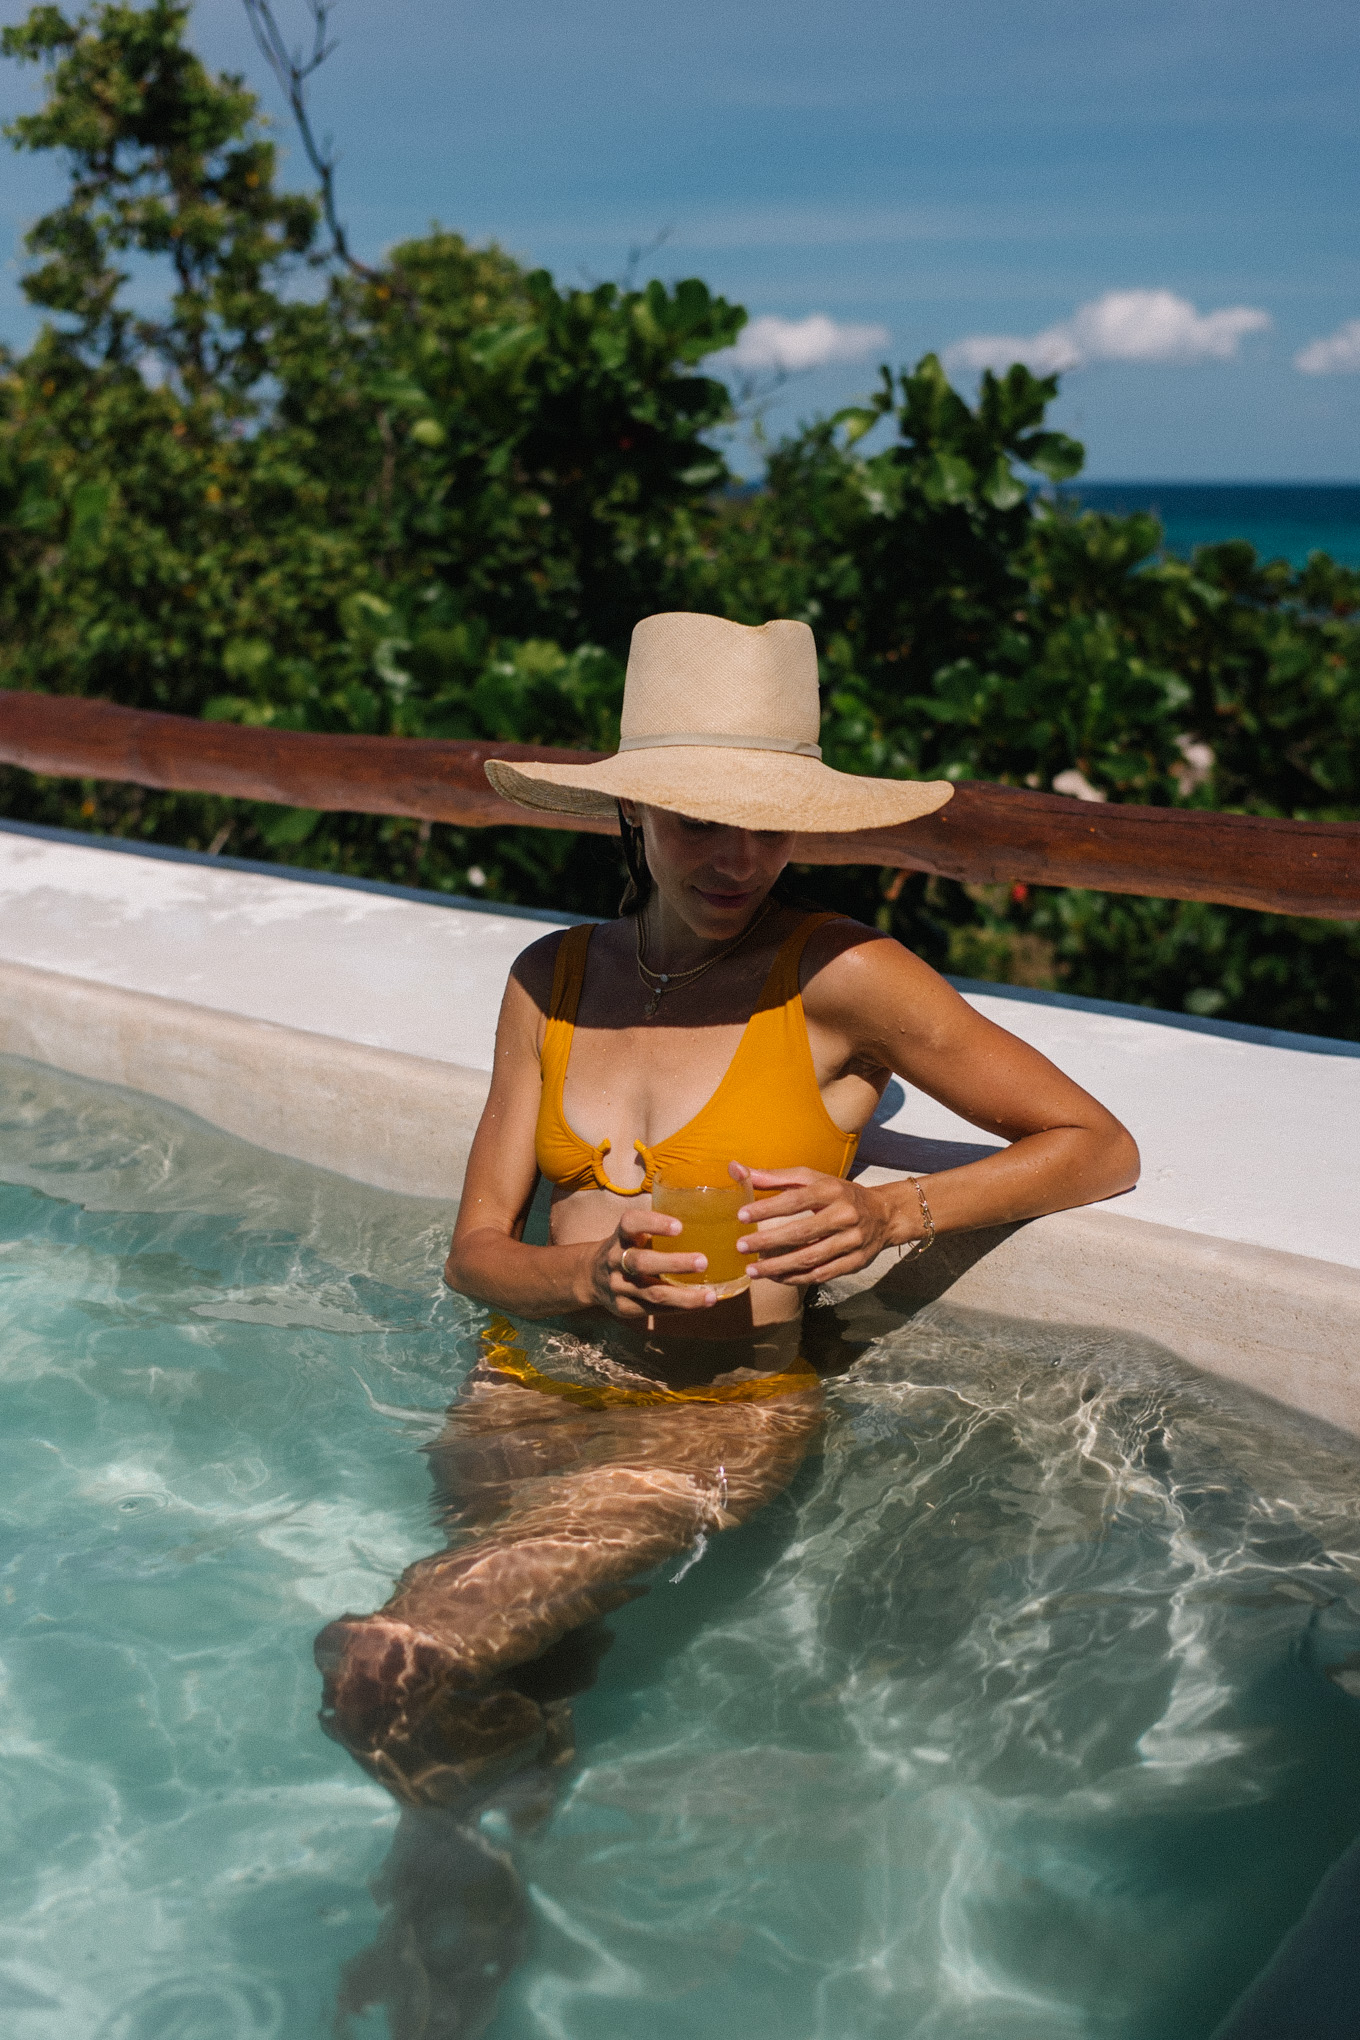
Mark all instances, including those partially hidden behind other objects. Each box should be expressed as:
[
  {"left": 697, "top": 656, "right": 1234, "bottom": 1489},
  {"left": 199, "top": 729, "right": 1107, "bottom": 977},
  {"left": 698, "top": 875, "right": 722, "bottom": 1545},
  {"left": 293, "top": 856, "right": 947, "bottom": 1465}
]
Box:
[{"left": 649, "top": 1175, "right": 755, "bottom": 1299}]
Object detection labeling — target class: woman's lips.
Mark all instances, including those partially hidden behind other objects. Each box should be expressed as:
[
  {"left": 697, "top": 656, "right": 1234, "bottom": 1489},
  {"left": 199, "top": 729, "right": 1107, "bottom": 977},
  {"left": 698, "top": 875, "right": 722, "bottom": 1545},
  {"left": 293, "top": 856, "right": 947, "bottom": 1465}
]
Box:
[{"left": 694, "top": 886, "right": 759, "bottom": 908}]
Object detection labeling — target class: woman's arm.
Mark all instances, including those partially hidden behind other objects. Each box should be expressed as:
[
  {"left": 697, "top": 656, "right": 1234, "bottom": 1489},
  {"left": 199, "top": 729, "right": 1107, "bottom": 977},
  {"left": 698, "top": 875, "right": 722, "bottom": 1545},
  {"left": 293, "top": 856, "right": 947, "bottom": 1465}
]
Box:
[
  {"left": 444, "top": 948, "right": 722, "bottom": 1319},
  {"left": 740, "top": 929, "right": 1139, "bottom": 1287}
]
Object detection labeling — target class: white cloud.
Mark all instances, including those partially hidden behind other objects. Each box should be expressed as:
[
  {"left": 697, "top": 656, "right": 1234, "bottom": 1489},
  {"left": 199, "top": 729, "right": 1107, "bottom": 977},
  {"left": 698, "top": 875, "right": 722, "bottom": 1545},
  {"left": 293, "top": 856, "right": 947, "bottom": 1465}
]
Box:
[
  {"left": 1294, "top": 320, "right": 1360, "bottom": 375},
  {"left": 945, "top": 289, "right": 1271, "bottom": 377},
  {"left": 716, "top": 313, "right": 891, "bottom": 373}
]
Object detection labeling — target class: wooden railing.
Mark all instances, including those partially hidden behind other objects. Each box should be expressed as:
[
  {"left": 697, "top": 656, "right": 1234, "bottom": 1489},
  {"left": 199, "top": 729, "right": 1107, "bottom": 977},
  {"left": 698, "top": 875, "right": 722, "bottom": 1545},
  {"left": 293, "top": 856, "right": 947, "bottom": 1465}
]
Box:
[{"left": 1, "top": 689, "right": 1357, "bottom": 920}]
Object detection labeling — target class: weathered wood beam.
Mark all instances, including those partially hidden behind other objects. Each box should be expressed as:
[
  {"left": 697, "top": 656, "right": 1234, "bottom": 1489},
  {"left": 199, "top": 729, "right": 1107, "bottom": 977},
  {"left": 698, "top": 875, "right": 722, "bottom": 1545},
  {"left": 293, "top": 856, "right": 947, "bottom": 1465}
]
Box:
[
  {"left": 0, "top": 689, "right": 615, "bottom": 836},
  {"left": 1, "top": 690, "right": 1356, "bottom": 919},
  {"left": 795, "top": 782, "right": 1360, "bottom": 921}
]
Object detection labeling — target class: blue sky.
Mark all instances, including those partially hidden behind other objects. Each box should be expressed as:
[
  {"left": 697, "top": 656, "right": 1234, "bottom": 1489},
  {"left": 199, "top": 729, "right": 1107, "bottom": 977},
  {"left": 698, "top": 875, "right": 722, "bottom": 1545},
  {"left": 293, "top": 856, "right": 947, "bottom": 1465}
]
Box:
[{"left": 2, "top": 0, "right": 1358, "bottom": 477}]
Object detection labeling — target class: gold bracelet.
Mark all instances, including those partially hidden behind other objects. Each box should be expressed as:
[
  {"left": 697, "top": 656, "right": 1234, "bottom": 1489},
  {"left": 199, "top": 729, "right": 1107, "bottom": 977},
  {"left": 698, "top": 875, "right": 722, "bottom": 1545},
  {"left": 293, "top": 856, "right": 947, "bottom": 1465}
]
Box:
[{"left": 898, "top": 1176, "right": 935, "bottom": 1259}]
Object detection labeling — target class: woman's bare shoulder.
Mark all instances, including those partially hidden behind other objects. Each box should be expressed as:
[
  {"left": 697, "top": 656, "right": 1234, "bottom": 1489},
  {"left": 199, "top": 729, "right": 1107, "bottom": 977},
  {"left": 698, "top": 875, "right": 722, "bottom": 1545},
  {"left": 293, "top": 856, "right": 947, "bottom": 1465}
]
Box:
[
  {"left": 801, "top": 915, "right": 969, "bottom": 1034},
  {"left": 799, "top": 913, "right": 882, "bottom": 973},
  {"left": 800, "top": 914, "right": 913, "bottom": 991}
]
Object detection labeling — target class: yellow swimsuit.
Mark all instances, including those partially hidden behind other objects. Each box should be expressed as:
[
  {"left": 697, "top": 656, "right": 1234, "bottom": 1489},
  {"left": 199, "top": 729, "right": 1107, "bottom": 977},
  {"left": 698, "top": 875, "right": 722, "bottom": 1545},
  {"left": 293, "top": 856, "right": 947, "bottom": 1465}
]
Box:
[
  {"left": 480, "top": 1316, "right": 820, "bottom": 1409},
  {"left": 533, "top": 910, "right": 859, "bottom": 1194},
  {"left": 486, "top": 912, "right": 857, "bottom": 1410}
]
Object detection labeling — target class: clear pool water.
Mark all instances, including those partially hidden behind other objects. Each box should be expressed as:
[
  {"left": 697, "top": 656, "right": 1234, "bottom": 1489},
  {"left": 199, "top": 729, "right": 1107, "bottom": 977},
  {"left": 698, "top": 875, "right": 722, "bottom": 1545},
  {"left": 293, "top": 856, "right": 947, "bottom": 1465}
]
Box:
[{"left": 4, "top": 1057, "right": 1360, "bottom": 2040}]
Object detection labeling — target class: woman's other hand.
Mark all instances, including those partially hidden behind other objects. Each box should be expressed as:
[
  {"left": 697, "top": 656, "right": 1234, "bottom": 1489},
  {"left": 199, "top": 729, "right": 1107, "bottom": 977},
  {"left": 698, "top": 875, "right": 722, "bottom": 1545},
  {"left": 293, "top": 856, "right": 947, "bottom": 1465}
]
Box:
[
  {"left": 732, "top": 1164, "right": 907, "bottom": 1288},
  {"left": 589, "top": 1204, "right": 720, "bottom": 1319}
]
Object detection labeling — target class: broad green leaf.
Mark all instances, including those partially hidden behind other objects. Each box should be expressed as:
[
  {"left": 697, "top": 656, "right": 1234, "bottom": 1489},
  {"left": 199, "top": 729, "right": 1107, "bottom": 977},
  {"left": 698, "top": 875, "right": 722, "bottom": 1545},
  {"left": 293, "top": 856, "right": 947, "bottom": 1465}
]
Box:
[
  {"left": 980, "top": 457, "right": 1026, "bottom": 511},
  {"left": 1017, "top": 430, "right": 1085, "bottom": 482},
  {"left": 362, "top": 373, "right": 430, "bottom": 411},
  {"left": 465, "top": 322, "right": 539, "bottom": 370},
  {"left": 833, "top": 406, "right": 881, "bottom": 448},
  {"left": 919, "top": 451, "right": 976, "bottom": 505}
]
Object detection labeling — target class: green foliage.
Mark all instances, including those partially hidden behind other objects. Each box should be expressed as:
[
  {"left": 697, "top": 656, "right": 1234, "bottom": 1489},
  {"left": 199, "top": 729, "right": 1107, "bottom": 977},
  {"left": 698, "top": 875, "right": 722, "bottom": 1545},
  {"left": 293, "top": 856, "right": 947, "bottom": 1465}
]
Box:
[
  {"left": 2, "top": 0, "right": 316, "bottom": 387},
  {"left": 0, "top": 1, "right": 742, "bottom": 727},
  {"left": 2, "top": 1, "right": 1358, "bottom": 1036}
]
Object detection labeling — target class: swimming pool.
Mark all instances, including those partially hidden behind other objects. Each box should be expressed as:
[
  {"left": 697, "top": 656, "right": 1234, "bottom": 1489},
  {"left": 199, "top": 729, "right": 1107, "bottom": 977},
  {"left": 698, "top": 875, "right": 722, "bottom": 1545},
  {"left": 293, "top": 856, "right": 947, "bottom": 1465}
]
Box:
[{"left": 3, "top": 1055, "right": 1360, "bottom": 2039}]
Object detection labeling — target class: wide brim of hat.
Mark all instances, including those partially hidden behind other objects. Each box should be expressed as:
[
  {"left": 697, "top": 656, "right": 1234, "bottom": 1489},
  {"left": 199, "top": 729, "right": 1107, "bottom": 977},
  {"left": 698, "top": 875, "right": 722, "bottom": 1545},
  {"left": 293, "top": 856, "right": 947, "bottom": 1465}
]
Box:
[{"left": 484, "top": 747, "right": 954, "bottom": 833}]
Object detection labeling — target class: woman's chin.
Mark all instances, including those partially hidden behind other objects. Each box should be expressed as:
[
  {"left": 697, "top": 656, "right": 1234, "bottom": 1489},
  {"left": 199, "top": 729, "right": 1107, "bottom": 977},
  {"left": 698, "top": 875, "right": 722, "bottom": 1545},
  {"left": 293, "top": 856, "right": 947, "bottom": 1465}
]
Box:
[{"left": 680, "top": 882, "right": 773, "bottom": 923}]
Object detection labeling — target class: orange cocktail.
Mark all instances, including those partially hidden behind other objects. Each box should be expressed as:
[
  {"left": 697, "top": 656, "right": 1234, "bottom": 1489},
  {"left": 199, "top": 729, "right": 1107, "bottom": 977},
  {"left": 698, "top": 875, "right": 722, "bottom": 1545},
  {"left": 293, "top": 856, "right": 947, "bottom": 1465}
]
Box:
[{"left": 649, "top": 1179, "right": 755, "bottom": 1299}]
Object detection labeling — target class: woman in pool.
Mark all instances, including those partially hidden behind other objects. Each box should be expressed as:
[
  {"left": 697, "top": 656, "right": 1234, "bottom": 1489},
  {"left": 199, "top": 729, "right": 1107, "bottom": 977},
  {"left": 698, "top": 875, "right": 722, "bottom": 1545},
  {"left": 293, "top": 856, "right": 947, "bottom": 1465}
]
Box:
[{"left": 316, "top": 612, "right": 1138, "bottom": 1807}]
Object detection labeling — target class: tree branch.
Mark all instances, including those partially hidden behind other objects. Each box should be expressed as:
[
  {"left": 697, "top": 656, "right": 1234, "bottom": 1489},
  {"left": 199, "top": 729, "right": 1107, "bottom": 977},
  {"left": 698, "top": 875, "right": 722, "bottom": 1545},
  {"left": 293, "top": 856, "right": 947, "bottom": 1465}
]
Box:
[{"left": 240, "top": 0, "right": 378, "bottom": 281}]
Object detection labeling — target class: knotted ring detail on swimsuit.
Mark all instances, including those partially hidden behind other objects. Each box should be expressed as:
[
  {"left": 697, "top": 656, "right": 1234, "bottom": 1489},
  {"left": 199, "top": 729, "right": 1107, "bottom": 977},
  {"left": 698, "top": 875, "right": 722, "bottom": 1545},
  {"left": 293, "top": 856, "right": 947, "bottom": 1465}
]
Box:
[
  {"left": 533, "top": 911, "right": 860, "bottom": 1197},
  {"left": 479, "top": 1317, "right": 821, "bottom": 1409}
]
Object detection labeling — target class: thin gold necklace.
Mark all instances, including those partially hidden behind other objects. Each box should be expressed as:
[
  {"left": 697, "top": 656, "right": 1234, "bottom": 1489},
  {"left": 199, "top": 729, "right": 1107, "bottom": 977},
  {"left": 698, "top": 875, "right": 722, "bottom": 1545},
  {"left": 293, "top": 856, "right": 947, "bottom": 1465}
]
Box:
[{"left": 635, "top": 899, "right": 774, "bottom": 1020}]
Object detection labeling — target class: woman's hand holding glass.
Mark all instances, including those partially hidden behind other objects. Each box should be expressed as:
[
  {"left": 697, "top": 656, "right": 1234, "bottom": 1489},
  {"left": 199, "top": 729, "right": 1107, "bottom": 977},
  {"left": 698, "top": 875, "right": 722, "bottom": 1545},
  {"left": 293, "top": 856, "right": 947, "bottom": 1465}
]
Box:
[
  {"left": 590, "top": 1205, "right": 718, "bottom": 1319},
  {"left": 732, "top": 1164, "right": 904, "bottom": 1286}
]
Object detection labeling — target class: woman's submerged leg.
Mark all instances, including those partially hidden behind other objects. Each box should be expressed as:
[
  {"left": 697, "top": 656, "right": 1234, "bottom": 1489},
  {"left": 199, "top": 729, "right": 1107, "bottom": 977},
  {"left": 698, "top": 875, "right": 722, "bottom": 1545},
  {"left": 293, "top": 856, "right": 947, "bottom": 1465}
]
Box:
[
  {"left": 320, "top": 1333, "right": 821, "bottom": 2037},
  {"left": 315, "top": 1353, "right": 823, "bottom": 1807}
]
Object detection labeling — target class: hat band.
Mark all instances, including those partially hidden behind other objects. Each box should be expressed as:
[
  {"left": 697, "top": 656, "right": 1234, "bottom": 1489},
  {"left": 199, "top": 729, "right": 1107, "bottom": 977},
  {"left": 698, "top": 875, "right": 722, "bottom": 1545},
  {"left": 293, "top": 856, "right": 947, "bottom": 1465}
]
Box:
[{"left": 616, "top": 731, "right": 823, "bottom": 760}]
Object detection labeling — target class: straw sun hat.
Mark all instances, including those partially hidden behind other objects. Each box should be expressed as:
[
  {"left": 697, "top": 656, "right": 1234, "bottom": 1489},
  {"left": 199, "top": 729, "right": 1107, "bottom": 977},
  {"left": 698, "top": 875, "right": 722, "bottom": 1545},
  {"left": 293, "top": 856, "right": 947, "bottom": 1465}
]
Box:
[{"left": 484, "top": 612, "right": 954, "bottom": 834}]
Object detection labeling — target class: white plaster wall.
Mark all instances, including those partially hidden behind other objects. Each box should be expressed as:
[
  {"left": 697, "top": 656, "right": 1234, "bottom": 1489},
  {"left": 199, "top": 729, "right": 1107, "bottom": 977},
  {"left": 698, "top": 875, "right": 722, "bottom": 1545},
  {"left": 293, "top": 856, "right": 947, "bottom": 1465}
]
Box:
[{"left": 0, "top": 830, "right": 564, "bottom": 1069}]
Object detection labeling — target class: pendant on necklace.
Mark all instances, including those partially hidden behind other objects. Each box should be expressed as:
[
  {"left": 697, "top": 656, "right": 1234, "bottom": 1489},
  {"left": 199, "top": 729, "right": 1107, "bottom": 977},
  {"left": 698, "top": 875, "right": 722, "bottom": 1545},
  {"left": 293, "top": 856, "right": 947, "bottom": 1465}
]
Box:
[{"left": 645, "top": 989, "right": 662, "bottom": 1019}]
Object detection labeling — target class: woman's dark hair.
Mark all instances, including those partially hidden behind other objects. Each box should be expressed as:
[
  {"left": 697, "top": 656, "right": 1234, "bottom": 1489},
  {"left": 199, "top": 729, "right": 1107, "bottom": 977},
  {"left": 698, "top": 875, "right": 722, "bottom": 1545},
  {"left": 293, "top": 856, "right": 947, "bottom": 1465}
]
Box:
[
  {"left": 615, "top": 803, "right": 811, "bottom": 916},
  {"left": 617, "top": 805, "right": 653, "bottom": 916}
]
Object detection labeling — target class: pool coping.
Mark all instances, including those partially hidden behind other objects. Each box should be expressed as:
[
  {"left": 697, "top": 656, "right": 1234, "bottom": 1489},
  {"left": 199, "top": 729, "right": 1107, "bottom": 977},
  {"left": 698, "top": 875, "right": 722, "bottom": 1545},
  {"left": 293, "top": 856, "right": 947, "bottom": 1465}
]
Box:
[{"left": 0, "top": 817, "right": 594, "bottom": 924}]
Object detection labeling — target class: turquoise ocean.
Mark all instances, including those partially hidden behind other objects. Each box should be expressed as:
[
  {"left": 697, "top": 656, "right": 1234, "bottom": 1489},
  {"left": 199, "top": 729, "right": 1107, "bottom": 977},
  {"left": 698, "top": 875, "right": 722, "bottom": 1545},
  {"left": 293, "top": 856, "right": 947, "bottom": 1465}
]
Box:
[{"left": 1059, "top": 484, "right": 1360, "bottom": 568}]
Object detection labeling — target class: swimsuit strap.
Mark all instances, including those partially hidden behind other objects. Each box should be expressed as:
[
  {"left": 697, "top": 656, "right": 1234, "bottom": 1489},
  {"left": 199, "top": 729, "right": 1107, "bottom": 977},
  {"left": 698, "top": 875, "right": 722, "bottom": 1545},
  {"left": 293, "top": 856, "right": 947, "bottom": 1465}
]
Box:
[
  {"left": 546, "top": 921, "right": 595, "bottom": 1024},
  {"left": 542, "top": 924, "right": 651, "bottom": 1195},
  {"left": 758, "top": 909, "right": 848, "bottom": 1007}
]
